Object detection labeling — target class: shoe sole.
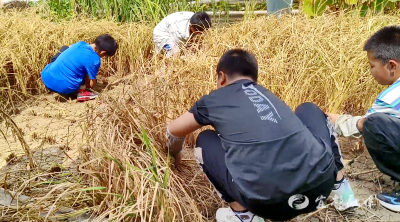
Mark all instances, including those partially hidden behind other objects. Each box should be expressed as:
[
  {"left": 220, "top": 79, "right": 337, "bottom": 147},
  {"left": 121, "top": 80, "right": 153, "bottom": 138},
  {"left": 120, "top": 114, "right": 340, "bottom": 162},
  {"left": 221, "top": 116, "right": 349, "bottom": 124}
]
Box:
[
  {"left": 77, "top": 98, "right": 89, "bottom": 102},
  {"left": 77, "top": 95, "right": 98, "bottom": 102},
  {"left": 378, "top": 199, "right": 400, "bottom": 212}
]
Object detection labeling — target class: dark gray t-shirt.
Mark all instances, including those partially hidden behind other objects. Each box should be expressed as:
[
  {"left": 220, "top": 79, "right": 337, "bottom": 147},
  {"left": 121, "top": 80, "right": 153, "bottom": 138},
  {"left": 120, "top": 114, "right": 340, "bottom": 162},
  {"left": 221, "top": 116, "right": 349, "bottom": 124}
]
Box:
[{"left": 189, "top": 79, "right": 334, "bottom": 202}]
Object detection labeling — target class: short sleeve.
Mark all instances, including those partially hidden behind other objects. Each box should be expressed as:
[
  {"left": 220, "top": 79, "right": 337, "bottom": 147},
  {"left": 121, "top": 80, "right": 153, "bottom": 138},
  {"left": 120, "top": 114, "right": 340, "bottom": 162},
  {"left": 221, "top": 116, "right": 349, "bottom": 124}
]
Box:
[
  {"left": 365, "top": 99, "right": 394, "bottom": 118},
  {"left": 71, "top": 41, "right": 83, "bottom": 47},
  {"left": 188, "top": 95, "right": 212, "bottom": 126},
  {"left": 86, "top": 59, "right": 101, "bottom": 80}
]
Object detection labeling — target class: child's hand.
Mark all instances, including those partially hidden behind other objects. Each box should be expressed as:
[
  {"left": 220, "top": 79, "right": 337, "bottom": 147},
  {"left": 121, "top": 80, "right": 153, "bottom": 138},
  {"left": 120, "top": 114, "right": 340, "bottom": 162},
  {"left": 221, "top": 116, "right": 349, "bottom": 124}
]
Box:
[
  {"left": 327, "top": 113, "right": 340, "bottom": 124},
  {"left": 173, "top": 152, "right": 183, "bottom": 168}
]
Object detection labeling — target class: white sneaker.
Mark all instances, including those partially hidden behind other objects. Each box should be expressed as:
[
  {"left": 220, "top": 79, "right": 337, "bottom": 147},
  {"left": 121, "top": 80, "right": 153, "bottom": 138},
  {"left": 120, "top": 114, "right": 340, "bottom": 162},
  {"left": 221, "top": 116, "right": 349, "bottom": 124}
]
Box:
[
  {"left": 329, "top": 178, "right": 360, "bottom": 211},
  {"left": 216, "top": 207, "right": 265, "bottom": 222}
]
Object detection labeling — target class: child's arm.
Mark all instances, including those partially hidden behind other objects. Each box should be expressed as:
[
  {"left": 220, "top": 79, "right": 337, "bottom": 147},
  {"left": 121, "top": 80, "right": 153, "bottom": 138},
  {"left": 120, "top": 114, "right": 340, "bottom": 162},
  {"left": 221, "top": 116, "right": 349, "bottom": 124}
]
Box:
[
  {"left": 328, "top": 113, "right": 365, "bottom": 138},
  {"left": 84, "top": 59, "right": 100, "bottom": 89},
  {"left": 167, "top": 112, "right": 202, "bottom": 165},
  {"left": 84, "top": 74, "right": 97, "bottom": 89}
]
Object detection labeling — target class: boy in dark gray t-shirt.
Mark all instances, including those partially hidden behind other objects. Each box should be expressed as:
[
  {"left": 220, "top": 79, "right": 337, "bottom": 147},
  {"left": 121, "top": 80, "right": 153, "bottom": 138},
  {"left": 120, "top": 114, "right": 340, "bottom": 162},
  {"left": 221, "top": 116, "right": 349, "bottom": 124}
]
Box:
[{"left": 167, "top": 49, "right": 358, "bottom": 221}]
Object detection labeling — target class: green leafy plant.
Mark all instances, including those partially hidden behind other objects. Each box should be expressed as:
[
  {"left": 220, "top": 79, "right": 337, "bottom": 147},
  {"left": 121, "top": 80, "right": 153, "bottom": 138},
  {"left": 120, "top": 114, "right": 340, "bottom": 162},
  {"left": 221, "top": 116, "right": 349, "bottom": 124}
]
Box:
[
  {"left": 44, "top": 0, "right": 211, "bottom": 23},
  {"left": 302, "top": 0, "right": 400, "bottom": 17},
  {"left": 43, "top": 0, "right": 268, "bottom": 23}
]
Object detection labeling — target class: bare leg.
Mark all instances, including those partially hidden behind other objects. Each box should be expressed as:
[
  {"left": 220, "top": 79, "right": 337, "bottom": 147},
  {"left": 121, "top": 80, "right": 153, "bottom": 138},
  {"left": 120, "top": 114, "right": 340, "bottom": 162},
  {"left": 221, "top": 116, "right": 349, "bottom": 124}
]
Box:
[
  {"left": 336, "top": 169, "right": 344, "bottom": 181},
  {"left": 230, "top": 201, "right": 247, "bottom": 212}
]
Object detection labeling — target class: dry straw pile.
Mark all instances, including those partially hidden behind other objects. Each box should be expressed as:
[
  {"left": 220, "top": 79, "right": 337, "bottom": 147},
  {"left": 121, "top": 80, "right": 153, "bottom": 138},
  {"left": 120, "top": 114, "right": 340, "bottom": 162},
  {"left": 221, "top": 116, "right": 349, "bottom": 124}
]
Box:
[{"left": 0, "top": 9, "right": 399, "bottom": 222}]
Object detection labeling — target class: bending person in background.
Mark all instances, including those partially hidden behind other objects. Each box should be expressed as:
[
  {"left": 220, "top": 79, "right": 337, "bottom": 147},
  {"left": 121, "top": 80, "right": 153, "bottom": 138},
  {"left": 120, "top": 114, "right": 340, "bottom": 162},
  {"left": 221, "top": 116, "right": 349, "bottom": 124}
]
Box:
[
  {"left": 328, "top": 26, "right": 400, "bottom": 213},
  {"left": 167, "top": 49, "right": 358, "bottom": 222},
  {"left": 153, "top": 11, "right": 211, "bottom": 57},
  {"left": 41, "top": 34, "right": 118, "bottom": 102}
]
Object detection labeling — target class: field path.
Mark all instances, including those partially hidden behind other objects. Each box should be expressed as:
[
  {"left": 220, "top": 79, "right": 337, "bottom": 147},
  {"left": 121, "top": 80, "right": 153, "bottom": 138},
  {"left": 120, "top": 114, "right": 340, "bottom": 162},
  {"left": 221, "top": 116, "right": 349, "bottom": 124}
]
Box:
[{"left": 0, "top": 93, "right": 89, "bottom": 168}]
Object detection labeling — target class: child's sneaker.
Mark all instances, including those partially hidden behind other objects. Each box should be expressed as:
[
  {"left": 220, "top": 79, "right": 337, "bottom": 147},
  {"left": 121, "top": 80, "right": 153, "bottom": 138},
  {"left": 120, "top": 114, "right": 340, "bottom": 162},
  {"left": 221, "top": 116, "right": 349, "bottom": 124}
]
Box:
[
  {"left": 216, "top": 207, "right": 264, "bottom": 222},
  {"left": 329, "top": 178, "right": 360, "bottom": 211},
  {"left": 377, "top": 189, "right": 400, "bottom": 212},
  {"left": 77, "top": 89, "right": 98, "bottom": 102}
]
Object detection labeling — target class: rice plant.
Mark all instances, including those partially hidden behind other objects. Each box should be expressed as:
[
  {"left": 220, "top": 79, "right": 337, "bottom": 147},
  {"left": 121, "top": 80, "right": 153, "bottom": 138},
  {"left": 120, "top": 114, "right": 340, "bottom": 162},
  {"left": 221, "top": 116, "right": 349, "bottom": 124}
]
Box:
[
  {"left": 44, "top": 0, "right": 208, "bottom": 23},
  {"left": 1, "top": 9, "right": 400, "bottom": 221}
]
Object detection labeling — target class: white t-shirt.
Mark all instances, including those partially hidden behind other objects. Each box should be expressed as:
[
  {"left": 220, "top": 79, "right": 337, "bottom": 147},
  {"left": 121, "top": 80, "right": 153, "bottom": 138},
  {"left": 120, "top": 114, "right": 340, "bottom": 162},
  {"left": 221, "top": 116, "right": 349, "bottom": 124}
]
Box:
[{"left": 153, "top": 12, "right": 194, "bottom": 54}]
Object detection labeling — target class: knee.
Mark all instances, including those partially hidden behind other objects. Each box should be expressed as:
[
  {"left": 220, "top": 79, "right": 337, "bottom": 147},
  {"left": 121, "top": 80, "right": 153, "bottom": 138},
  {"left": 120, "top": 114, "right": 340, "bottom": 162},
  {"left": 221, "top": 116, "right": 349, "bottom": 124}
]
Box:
[
  {"left": 295, "top": 102, "right": 320, "bottom": 113},
  {"left": 196, "top": 130, "right": 217, "bottom": 144},
  {"left": 365, "top": 113, "right": 388, "bottom": 122},
  {"left": 363, "top": 113, "right": 400, "bottom": 148},
  {"left": 364, "top": 113, "right": 391, "bottom": 132}
]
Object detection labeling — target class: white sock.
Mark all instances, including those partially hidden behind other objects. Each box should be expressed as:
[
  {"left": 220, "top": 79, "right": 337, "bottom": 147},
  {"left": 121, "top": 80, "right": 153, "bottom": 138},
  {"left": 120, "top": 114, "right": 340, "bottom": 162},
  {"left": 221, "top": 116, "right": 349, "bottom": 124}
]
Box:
[{"left": 231, "top": 208, "right": 255, "bottom": 222}]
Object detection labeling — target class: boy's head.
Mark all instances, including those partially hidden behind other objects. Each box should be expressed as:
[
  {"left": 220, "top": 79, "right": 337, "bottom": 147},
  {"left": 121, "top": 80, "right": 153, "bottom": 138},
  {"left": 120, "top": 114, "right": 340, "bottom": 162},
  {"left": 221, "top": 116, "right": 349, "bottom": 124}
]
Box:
[
  {"left": 189, "top": 12, "right": 212, "bottom": 37},
  {"left": 364, "top": 26, "right": 400, "bottom": 85},
  {"left": 216, "top": 49, "right": 258, "bottom": 88},
  {"left": 94, "top": 34, "right": 118, "bottom": 58}
]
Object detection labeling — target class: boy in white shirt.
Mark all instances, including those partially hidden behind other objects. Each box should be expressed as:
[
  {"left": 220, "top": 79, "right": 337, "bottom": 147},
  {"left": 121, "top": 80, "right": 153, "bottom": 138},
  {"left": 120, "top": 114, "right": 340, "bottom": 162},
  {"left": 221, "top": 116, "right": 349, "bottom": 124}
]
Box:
[{"left": 153, "top": 11, "right": 211, "bottom": 57}]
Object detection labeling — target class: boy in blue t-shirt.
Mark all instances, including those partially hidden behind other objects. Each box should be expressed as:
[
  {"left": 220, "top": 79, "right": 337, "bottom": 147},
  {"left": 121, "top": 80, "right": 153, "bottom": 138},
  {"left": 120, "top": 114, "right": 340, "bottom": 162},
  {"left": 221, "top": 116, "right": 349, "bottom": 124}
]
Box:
[{"left": 41, "top": 34, "right": 118, "bottom": 102}]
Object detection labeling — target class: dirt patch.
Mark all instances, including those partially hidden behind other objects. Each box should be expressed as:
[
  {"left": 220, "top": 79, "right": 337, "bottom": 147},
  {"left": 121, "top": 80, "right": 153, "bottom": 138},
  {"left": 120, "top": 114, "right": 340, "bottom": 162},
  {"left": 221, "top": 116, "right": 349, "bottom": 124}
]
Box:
[
  {"left": 0, "top": 146, "right": 67, "bottom": 189},
  {"left": 0, "top": 93, "right": 94, "bottom": 168},
  {"left": 336, "top": 139, "right": 400, "bottom": 221}
]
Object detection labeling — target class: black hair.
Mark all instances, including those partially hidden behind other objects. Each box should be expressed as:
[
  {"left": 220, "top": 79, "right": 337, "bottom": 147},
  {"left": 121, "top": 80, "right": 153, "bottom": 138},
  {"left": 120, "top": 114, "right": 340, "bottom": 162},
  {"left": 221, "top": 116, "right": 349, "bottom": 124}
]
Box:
[
  {"left": 216, "top": 49, "right": 258, "bottom": 82},
  {"left": 190, "top": 12, "right": 212, "bottom": 31},
  {"left": 94, "top": 34, "right": 118, "bottom": 56},
  {"left": 364, "top": 26, "right": 400, "bottom": 64}
]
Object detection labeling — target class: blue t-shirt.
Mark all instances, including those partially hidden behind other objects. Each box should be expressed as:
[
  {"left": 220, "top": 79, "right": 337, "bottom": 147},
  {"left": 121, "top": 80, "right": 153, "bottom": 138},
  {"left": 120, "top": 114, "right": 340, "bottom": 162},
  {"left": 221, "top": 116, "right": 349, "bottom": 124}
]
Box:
[{"left": 41, "top": 41, "right": 101, "bottom": 94}]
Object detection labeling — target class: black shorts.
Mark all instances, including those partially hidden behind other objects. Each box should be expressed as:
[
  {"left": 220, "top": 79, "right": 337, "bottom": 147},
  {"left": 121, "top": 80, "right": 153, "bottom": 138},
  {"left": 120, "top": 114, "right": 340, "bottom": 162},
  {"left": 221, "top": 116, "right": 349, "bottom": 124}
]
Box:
[
  {"left": 194, "top": 102, "right": 340, "bottom": 221},
  {"left": 50, "top": 45, "right": 69, "bottom": 63}
]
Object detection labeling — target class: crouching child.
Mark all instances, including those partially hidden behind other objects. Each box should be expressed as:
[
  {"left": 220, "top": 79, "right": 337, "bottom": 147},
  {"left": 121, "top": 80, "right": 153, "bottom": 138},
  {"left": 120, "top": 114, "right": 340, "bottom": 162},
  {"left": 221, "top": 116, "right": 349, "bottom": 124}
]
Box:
[{"left": 41, "top": 34, "right": 118, "bottom": 102}]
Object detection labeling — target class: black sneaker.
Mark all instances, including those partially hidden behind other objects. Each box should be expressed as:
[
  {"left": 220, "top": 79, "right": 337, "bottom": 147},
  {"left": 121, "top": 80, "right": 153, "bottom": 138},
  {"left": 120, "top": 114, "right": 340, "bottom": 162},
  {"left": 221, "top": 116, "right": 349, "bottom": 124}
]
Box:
[{"left": 377, "top": 189, "right": 400, "bottom": 212}]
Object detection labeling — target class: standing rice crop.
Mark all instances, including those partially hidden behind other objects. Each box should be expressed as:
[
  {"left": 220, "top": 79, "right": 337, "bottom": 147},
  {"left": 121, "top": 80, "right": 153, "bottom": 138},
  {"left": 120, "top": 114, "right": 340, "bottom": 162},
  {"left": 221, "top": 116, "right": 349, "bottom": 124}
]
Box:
[{"left": 1, "top": 10, "right": 400, "bottom": 221}]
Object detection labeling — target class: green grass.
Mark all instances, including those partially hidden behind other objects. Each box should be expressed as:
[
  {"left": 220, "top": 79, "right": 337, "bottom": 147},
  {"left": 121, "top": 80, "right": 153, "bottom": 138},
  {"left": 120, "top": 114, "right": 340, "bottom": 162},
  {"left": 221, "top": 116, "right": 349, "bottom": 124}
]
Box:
[{"left": 37, "top": 0, "right": 269, "bottom": 23}]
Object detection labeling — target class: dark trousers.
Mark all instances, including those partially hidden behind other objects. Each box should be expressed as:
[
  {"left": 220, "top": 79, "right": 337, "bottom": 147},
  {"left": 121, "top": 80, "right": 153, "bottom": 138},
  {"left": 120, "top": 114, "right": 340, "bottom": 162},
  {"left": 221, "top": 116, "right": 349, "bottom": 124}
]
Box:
[
  {"left": 50, "top": 46, "right": 69, "bottom": 63},
  {"left": 364, "top": 113, "right": 400, "bottom": 182},
  {"left": 195, "top": 102, "right": 341, "bottom": 221}
]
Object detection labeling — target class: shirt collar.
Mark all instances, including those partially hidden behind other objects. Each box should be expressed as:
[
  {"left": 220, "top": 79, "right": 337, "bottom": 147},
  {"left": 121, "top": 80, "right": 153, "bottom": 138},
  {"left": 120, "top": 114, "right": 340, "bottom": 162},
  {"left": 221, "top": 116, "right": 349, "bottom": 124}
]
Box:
[{"left": 227, "top": 79, "right": 255, "bottom": 87}]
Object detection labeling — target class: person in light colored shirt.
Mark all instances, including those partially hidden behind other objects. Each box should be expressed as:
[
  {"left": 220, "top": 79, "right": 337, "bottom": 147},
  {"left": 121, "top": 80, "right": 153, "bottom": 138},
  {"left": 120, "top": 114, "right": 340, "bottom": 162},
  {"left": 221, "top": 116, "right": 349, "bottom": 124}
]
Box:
[
  {"left": 365, "top": 78, "right": 400, "bottom": 118},
  {"left": 153, "top": 11, "right": 211, "bottom": 57},
  {"left": 328, "top": 26, "right": 400, "bottom": 213}
]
